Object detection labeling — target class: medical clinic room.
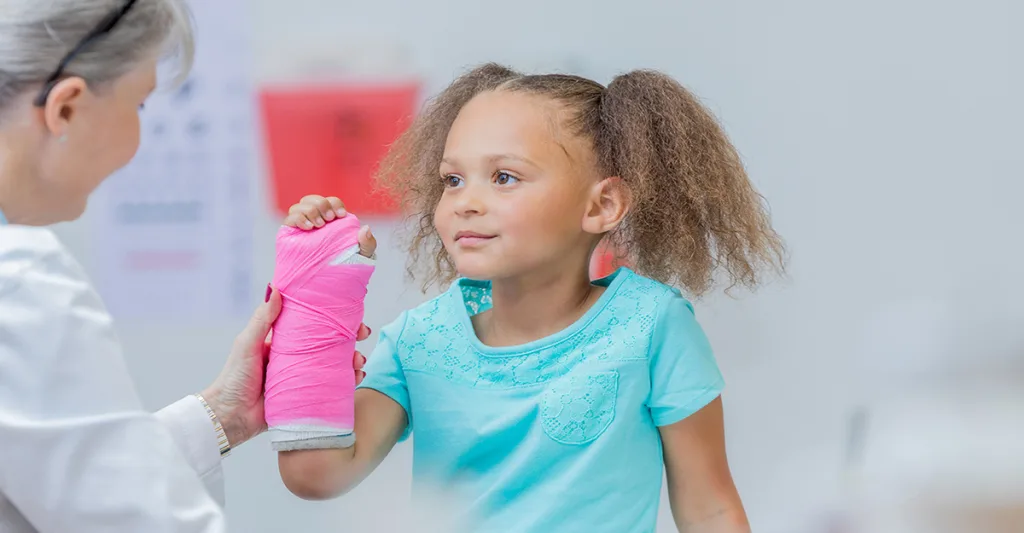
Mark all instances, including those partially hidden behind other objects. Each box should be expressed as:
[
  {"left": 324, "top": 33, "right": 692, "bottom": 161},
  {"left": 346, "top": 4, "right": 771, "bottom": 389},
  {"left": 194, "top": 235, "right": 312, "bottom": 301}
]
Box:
[{"left": 0, "top": 0, "right": 1020, "bottom": 532}]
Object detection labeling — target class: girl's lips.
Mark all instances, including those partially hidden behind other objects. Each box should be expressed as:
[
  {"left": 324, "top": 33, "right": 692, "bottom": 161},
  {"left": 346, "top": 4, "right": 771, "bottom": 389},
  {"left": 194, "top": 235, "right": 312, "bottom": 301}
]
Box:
[{"left": 454, "top": 232, "right": 496, "bottom": 246}]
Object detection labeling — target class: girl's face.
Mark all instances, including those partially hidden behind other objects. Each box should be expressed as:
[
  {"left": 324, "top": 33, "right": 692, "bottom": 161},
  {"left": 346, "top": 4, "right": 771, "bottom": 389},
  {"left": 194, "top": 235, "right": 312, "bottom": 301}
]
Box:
[{"left": 435, "top": 90, "right": 600, "bottom": 282}]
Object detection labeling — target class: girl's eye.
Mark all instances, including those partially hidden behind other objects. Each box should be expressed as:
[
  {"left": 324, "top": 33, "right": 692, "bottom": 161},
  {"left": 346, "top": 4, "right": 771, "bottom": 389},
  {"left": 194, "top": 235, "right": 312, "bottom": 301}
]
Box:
[
  {"left": 495, "top": 171, "right": 519, "bottom": 186},
  {"left": 442, "top": 174, "right": 464, "bottom": 188}
]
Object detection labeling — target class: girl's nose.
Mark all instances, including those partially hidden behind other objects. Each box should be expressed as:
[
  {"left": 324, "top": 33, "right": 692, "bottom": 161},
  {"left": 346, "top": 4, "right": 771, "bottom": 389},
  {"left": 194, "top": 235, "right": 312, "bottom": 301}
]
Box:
[{"left": 453, "top": 181, "right": 486, "bottom": 217}]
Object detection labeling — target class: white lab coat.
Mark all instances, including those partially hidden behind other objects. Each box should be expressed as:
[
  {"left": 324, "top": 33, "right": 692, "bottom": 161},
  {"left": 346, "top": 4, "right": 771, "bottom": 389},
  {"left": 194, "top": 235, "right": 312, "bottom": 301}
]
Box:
[{"left": 0, "top": 225, "right": 227, "bottom": 532}]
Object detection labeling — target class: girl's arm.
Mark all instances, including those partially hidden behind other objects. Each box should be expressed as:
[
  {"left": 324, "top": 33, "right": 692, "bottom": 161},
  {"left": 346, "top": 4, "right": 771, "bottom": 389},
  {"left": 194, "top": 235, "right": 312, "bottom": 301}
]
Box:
[
  {"left": 660, "top": 397, "right": 751, "bottom": 533},
  {"left": 278, "top": 389, "right": 407, "bottom": 500},
  {"left": 276, "top": 194, "right": 402, "bottom": 499}
]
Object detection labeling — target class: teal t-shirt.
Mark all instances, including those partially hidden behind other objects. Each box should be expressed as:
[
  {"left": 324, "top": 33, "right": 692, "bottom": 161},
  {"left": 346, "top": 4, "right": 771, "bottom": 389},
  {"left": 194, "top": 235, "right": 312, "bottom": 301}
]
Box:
[{"left": 359, "top": 267, "right": 724, "bottom": 533}]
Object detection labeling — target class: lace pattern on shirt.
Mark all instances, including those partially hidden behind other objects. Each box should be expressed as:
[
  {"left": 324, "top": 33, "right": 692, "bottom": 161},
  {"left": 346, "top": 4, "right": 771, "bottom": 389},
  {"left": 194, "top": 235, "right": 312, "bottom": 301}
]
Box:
[
  {"left": 540, "top": 370, "right": 619, "bottom": 444},
  {"left": 395, "top": 273, "right": 670, "bottom": 389}
]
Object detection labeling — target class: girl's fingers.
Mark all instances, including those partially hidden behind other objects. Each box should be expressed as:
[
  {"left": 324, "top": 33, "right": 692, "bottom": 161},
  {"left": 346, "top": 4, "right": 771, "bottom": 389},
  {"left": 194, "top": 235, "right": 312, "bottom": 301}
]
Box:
[
  {"left": 325, "top": 197, "right": 347, "bottom": 219},
  {"left": 358, "top": 226, "right": 377, "bottom": 258},
  {"left": 285, "top": 195, "right": 349, "bottom": 229}
]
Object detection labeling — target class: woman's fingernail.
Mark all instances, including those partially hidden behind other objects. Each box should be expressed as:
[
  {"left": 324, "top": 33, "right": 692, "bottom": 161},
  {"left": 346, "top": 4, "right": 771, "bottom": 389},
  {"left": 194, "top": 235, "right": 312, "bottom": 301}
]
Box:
[
  {"left": 360, "top": 354, "right": 367, "bottom": 365},
  {"left": 367, "top": 326, "right": 372, "bottom": 335},
  {"left": 336, "top": 209, "right": 346, "bottom": 218},
  {"left": 366, "top": 227, "right": 374, "bottom": 239},
  {"left": 315, "top": 217, "right": 325, "bottom": 226},
  {"left": 265, "top": 284, "right": 272, "bottom": 302},
  {"left": 303, "top": 220, "right": 313, "bottom": 229}
]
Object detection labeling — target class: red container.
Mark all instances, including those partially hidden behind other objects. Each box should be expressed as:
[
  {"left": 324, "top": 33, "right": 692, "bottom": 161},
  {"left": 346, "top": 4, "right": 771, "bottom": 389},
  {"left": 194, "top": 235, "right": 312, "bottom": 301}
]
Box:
[
  {"left": 591, "top": 242, "right": 628, "bottom": 280},
  {"left": 258, "top": 82, "right": 419, "bottom": 216}
]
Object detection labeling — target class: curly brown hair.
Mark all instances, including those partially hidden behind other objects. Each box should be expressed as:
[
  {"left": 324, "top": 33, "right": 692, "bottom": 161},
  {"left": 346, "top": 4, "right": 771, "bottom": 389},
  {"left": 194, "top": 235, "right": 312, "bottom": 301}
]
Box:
[{"left": 376, "top": 63, "right": 785, "bottom": 296}]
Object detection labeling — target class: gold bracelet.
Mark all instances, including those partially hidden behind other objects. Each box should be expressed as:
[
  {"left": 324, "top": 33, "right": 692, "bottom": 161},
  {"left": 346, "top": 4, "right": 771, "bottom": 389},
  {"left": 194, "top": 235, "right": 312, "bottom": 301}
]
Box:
[{"left": 194, "top": 394, "right": 231, "bottom": 458}]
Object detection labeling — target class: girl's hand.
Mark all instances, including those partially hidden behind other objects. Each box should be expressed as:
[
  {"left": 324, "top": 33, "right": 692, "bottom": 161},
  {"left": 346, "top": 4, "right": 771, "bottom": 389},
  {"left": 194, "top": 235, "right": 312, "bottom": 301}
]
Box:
[
  {"left": 283, "top": 195, "right": 376, "bottom": 258},
  {"left": 284, "top": 195, "right": 348, "bottom": 230},
  {"left": 278, "top": 195, "right": 376, "bottom": 384}
]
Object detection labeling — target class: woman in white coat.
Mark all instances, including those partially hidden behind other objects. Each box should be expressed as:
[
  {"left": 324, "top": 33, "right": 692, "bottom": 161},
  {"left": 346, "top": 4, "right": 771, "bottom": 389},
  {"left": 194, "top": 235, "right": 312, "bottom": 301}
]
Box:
[{"left": 0, "top": 1, "right": 368, "bottom": 531}]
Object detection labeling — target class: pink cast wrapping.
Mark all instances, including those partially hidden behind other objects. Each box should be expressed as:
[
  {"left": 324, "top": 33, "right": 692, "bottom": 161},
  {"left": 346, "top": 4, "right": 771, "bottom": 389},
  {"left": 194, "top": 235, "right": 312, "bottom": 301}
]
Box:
[{"left": 264, "top": 215, "right": 373, "bottom": 434}]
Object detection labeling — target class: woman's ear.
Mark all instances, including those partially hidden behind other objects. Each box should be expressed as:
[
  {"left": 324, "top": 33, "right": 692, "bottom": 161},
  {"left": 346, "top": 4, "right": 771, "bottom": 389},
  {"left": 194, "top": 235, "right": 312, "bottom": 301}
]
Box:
[
  {"left": 581, "top": 177, "right": 630, "bottom": 235},
  {"left": 41, "top": 77, "right": 88, "bottom": 139}
]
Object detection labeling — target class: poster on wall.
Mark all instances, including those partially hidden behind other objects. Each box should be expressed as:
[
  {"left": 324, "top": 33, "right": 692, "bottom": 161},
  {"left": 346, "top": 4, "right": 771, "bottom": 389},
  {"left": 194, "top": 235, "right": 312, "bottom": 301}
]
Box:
[{"left": 90, "top": 0, "right": 256, "bottom": 321}]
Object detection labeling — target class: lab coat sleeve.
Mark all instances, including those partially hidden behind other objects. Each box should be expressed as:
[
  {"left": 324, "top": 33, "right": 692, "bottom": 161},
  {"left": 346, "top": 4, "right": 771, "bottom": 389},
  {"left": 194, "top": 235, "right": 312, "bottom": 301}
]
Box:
[
  {"left": 155, "top": 396, "right": 227, "bottom": 505},
  {"left": 0, "top": 229, "right": 226, "bottom": 532}
]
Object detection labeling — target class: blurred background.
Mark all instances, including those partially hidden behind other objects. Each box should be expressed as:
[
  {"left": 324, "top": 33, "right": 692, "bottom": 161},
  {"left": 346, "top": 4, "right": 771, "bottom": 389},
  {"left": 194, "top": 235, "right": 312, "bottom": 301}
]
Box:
[{"left": 51, "top": 0, "right": 1023, "bottom": 531}]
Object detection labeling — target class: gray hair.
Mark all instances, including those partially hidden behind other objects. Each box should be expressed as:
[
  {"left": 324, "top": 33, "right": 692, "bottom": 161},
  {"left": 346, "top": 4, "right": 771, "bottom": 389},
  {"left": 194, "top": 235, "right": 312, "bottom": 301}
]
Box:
[{"left": 0, "top": 0, "right": 195, "bottom": 113}]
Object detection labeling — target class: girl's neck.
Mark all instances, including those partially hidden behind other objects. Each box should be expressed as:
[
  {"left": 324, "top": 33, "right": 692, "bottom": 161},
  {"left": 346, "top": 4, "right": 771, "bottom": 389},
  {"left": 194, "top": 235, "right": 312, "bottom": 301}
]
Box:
[{"left": 474, "top": 261, "right": 605, "bottom": 348}]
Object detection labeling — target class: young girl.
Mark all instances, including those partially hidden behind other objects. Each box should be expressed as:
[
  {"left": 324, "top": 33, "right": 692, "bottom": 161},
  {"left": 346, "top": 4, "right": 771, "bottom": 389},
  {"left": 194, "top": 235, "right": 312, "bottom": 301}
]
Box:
[{"left": 276, "top": 63, "right": 784, "bottom": 533}]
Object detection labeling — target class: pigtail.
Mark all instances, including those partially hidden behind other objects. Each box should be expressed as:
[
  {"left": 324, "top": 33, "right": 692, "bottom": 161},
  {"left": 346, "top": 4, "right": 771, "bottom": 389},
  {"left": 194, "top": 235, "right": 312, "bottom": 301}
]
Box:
[
  {"left": 597, "top": 70, "right": 785, "bottom": 296},
  {"left": 376, "top": 63, "right": 521, "bottom": 289}
]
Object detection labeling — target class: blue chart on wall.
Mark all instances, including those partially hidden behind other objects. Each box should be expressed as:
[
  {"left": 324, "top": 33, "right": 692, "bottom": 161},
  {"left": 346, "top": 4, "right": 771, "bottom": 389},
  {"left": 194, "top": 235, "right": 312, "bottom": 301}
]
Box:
[{"left": 91, "top": 0, "right": 257, "bottom": 322}]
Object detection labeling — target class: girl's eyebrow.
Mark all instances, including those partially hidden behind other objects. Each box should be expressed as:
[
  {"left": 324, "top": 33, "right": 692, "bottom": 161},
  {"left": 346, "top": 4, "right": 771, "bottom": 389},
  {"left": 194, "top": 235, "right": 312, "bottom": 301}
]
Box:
[{"left": 441, "top": 154, "right": 541, "bottom": 169}]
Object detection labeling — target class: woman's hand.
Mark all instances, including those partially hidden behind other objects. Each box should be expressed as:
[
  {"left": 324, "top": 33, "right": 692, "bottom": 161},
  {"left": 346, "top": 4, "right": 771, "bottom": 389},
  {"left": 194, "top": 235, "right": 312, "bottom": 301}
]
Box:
[
  {"left": 201, "top": 290, "right": 373, "bottom": 448},
  {"left": 283, "top": 195, "right": 376, "bottom": 258}
]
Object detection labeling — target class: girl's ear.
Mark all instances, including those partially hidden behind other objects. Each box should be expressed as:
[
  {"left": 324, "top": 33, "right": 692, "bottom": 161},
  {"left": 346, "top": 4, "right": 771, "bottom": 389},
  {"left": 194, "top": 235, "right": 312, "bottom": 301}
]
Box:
[{"left": 581, "top": 177, "right": 630, "bottom": 235}]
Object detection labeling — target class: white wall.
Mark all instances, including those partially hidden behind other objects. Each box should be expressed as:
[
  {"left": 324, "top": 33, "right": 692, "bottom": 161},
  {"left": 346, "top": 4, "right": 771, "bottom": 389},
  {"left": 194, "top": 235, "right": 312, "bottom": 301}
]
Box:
[{"left": 53, "top": 0, "right": 1023, "bottom": 531}]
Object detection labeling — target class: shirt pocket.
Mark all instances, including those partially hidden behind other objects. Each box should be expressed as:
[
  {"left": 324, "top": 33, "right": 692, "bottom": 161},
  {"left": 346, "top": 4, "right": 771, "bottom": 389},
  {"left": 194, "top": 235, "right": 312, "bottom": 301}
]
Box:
[{"left": 540, "top": 370, "right": 619, "bottom": 445}]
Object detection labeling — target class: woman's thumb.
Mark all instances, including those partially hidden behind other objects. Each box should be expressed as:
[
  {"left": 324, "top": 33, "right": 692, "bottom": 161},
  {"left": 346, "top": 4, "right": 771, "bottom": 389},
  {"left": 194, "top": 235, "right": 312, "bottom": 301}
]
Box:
[{"left": 248, "top": 287, "right": 282, "bottom": 338}]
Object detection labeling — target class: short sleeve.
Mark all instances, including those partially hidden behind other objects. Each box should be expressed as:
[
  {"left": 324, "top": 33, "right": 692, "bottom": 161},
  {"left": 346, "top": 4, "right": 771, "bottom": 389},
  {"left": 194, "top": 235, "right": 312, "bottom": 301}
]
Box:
[
  {"left": 646, "top": 291, "right": 725, "bottom": 427},
  {"left": 357, "top": 311, "right": 412, "bottom": 440}
]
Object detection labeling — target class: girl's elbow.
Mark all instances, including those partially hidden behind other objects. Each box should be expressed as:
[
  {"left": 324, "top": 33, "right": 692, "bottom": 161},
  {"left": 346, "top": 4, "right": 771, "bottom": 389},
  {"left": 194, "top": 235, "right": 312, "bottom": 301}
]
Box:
[
  {"left": 281, "top": 474, "right": 348, "bottom": 501},
  {"left": 278, "top": 449, "right": 356, "bottom": 501}
]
